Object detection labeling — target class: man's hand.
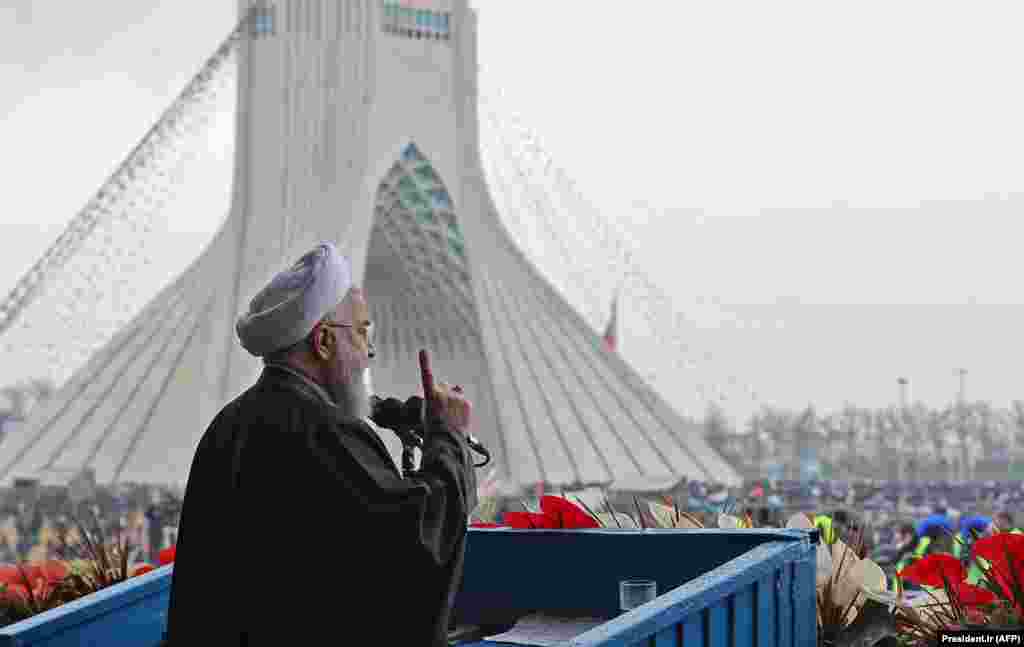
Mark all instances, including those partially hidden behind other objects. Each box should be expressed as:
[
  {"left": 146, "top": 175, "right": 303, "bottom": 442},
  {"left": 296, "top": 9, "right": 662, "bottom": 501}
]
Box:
[
  {"left": 430, "top": 382, "right": 473, "bottom": 436},
  {"left": 419, "top": 349, "right": 472, "bottom": 436}
]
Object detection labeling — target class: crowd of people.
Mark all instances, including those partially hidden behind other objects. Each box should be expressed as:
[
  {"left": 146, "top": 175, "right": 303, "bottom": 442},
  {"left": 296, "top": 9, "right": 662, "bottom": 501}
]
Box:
[
  {"left": 719, "top": 479, "right": 1024, "bottom": 588},
  {"left": 0, "top": 483, "right": 182, "bottom": 566},
  {"left": 715, "top": 478, "right": 1024, "bottom": 514},
  {"left": 2, "top": 476, "right": 1022, "bottom": 573}
]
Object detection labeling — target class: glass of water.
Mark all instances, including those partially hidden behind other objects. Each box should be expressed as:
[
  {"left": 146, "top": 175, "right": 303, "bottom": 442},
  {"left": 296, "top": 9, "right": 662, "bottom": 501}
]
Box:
[{"left": 619, "top": 579, "right": 658, "bottom": 611}]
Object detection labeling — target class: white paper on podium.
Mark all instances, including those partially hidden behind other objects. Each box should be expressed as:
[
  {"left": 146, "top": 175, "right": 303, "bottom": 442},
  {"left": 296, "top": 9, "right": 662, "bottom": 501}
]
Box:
[{"left": 483, "top": 613, "right": 607, "bottom": 646}]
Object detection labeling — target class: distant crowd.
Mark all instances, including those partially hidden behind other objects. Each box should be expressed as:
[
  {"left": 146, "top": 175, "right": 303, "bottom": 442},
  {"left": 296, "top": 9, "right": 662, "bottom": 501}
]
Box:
[
  {"left": 1, "top": 477, "right": 1023, "bottom": 573},
  {"left": 0, "top": 483, "right": 182, "bottom": 566}
]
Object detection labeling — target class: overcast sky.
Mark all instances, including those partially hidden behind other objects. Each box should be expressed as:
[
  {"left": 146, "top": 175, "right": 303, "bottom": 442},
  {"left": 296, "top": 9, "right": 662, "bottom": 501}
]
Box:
[{"left": 2, "top": 1, "right": 1024, "bottom": 424}]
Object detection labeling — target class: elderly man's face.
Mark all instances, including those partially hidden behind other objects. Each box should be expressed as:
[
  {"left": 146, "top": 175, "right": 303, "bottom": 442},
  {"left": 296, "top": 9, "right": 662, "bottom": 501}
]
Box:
[{"left": 319, "top": 288, "right": 372, "bottom": 418}]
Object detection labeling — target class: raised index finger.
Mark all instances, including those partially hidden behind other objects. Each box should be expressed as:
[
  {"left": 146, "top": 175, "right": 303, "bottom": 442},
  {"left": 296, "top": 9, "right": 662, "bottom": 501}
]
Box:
[{"left": 418, "top": 349, "right": 434, "bottom": 400}]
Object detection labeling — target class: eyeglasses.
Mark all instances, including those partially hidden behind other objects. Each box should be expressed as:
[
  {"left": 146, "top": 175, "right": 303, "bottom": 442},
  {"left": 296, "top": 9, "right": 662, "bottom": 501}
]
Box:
[{"left": 321, "top": 321, "right": 376, "bottom": 358}]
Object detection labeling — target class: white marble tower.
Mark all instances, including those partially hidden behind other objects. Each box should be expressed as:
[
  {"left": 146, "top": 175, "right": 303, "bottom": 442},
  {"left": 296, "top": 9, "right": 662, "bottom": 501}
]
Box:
[{"left": 0, "top": 1, "right": 739, "bottom": 492}]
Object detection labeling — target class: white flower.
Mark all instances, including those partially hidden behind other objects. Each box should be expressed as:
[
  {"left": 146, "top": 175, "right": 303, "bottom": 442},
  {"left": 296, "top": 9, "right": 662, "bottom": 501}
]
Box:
[
  {"left": 833, "top": 557, "right": 887, "bottom": 624},
  {"left": 597, "top": 512, "right": 640, "bottom": 528},
  {"left": 718, "top": 513, "right": 751, "bottom": 529},
  {"left": 786, "top": 513, "right": 834, "bottom": 588},
  {"left": 891, "top": 589, "right": 951, "bottom": 631},
  {"left": 647, "top": 501, "right": 702, "bottom": 528},
  {"left": 832, "top": 538, "right": 858, "bottom": 571},
  {"left": 860, "top": 586, "right": 931, "bottom": 611},
  {"left": 783, "top": 514, "right": 887, "bottom": 627}
]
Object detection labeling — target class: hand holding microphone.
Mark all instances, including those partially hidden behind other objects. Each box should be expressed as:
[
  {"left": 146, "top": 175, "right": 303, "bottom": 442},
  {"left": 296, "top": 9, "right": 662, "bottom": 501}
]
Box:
[{"left": 368, "top": 350, "right": 489, "bottom": 469}]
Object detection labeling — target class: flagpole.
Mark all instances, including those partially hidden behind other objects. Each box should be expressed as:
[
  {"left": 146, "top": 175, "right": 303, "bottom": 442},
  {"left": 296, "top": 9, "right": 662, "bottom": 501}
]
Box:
[{"left": 604, "top": 249, "right": 631, "bottom": 353}]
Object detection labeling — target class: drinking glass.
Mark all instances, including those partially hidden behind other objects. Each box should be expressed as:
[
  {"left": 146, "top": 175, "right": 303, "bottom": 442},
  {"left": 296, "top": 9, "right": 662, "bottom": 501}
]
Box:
[{"left": 619, "top": 579, "right": 657, "bottom": 611}]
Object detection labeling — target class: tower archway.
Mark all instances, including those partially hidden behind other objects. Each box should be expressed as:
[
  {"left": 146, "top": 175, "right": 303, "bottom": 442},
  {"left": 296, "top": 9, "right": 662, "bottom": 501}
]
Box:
[
  {"left": 367, "top": 143, "right": 476, "bottom": 329},
  {"left": 362, "top": 141, "right": 497, "bottom": 416}
]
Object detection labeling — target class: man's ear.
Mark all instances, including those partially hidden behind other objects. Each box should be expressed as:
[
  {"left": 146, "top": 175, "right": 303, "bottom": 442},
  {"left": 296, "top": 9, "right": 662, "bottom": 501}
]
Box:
[{"left": 310, "top": 324, "right": 331, "bottom": 360}]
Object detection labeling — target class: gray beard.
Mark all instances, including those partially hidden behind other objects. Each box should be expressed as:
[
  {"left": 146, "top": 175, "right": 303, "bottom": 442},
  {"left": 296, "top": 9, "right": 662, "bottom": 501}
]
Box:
[{"left": 331, "top": 366, "right": 370, "bottom": 420}]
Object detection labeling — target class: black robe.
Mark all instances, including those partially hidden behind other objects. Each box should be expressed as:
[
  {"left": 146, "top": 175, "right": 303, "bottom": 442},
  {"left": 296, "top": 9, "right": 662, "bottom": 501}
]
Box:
[{"left": 165, "top": 365, "right": 478, "bottom": 646}]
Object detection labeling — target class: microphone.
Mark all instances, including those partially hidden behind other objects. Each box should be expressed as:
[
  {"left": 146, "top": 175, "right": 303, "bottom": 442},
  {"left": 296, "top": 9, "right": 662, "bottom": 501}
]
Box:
[
  {"left": 369, "top": 395, "right": 491, "bottom": 468},
  {"left": 368, "top": 395, "right": 423, "bottom": 447}
]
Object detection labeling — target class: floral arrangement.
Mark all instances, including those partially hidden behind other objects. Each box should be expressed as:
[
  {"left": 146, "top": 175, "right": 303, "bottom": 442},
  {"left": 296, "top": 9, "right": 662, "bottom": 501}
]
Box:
[
  {"left": 647, "top": 497, "right": 711, "bottom": 529},
  {"left": 787, "top": 515, "right": 887, "bottom": 646},
  {"left": 0, "top": 560, "right": 73, "bottom": 626},
  {"left": 0, "top": 508, "right": 169, "bottom": 629},
  {"left": 884, "top": 531, "right": 1024, "bottom": 644},
  {"left": 469, "top": 468, "right": 504, "bottom": 526},
  {"left": 471, "top": 491, "right": 652, "bottom": 530}
]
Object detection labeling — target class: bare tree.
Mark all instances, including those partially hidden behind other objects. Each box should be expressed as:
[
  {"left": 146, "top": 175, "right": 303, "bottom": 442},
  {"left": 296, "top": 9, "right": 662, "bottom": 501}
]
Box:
[
  {"left": 1011, "top": 401, "right": 1024, "bottom": 468},
  {"left": 703, "top": 401, "right": 737, "bottom": 464},
  {"left": 743, "top": 413, "right": 768, "bottom": 478},
  {"left": 839, "top": 405, "right": 862, "bottom": 470},
  {"left": 927, "top": 406, "right": 956, "bottom": 478},
  {"left": 820, "top": 412, "right": 846, "bottom": 478}
]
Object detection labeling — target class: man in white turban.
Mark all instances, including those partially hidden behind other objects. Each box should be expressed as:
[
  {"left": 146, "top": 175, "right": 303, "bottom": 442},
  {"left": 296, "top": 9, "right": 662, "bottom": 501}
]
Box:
[{"left": 166, "top": 243, "right": 478, "bottom": 647}]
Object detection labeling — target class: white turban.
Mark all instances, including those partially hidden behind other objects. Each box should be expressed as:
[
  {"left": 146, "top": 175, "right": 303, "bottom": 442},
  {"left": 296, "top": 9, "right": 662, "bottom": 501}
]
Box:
[{"left": 236, "top": 243, "right": 353, "bottom": 357}]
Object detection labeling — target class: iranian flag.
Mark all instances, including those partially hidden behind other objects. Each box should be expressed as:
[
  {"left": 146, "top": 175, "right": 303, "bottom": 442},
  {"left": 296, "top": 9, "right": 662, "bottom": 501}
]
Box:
[{"left": 603, "top": 291, "right": 619, "bottom": 353}]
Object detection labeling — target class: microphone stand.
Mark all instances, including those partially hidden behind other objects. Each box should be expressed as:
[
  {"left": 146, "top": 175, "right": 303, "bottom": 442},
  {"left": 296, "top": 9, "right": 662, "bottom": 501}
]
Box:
[{"left": 398, "top": 429, "right": 423, "bottom": 479}]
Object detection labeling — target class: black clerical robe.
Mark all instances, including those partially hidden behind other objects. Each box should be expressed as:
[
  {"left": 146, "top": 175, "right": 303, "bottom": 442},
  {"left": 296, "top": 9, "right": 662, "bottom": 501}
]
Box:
[{"left": 165, "top": 364, "right": 478, "bottom": 646}]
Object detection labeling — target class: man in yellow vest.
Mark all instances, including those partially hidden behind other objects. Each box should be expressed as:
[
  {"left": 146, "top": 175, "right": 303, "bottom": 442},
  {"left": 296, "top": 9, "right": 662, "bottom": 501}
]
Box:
[
  {"left": 888, "top": 523, "right": 917, "bottom": 583},
  {"left": 893, "top": 510, "right": 954, "bottom": 591},
  {"left": 954, "top": 516, "right": 992, "bottom": 585}
]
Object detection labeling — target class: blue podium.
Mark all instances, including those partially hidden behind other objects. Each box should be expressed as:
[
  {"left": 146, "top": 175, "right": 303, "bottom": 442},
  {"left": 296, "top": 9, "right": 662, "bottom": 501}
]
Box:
[{"left": 0, "top": 528, "right": 817, "bottom": 647}]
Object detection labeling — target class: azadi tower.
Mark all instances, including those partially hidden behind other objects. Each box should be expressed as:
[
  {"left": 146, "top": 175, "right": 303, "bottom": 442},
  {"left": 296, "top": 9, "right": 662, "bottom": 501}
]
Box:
[{"left": 0, "top": 1, "right": 739, "bottom": 493}]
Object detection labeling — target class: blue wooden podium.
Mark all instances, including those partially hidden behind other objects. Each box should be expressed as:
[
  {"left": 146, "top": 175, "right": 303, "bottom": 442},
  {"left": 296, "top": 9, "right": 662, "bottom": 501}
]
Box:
[
  {"left": 0, "top": 528, "right": 818, "bottom": 647},
  {"left": 453, "top": 528, "right": 818, "bottom": 647}
]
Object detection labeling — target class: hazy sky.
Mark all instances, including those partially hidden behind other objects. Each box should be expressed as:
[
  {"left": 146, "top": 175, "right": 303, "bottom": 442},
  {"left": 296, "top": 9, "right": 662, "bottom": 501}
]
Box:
[{"left": 2, "top": 1, "right": 1024, "bottom": 424}]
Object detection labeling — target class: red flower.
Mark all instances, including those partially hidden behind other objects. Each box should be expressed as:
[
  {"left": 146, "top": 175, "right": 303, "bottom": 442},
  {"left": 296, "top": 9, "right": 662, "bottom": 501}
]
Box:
[
  {"left": 36, "top": 560, "right": 69, "bottom": 584},
  {"left": 17, "top": 564, "right": 40, "bottom": 583},
  {"left": 974, "top": 533, "right": 1024, "bottom": 576},
  {"left": 540, "top": 496, "right": 599, "bottom": 529},
  {"left": 158, "top": 545, "right": 176, "bottom": 565},
  {"left": 0, "top": 564, "right": 23, "bottom": 586},
  {"left": 0, "top": 561, "right": 67, "bottom": 595},
  {"left": 504, "top": 511, "right": 559, "bottom": 529},
  {"left": 898, "top": 554, "right": 966, "bottom": 588},
  {"left": 131, "top": 564, "right": 157, "bottom": 577},
  {"left": 954, "top": 581, "right": 997, "bottom": 606},
  {"left": 503, "top": 497, "right": 599, "bottom": 529},
  {"left": 965, "top": 607, "right": 987, "bottom": 624},
  {"left": 0, "top": 582, "right": 29, "bottom": 604},
  {"left": 974, "top": 533, "right": 1024, "bottom": 601}
]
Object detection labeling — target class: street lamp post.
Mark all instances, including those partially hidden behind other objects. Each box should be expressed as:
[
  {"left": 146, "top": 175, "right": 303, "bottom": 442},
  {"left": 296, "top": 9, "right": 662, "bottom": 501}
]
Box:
[
  {"left": 897, "top": 378, "right": 908, "bottom": 482},
  {"left": 956, "top": 368, "right": 968, "bottom": 481}
]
